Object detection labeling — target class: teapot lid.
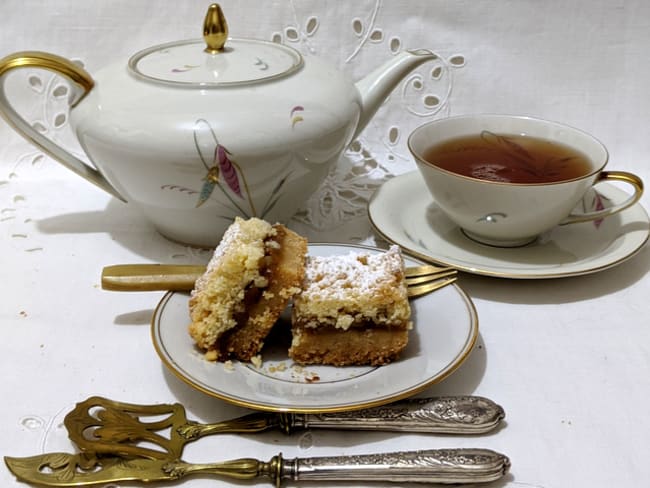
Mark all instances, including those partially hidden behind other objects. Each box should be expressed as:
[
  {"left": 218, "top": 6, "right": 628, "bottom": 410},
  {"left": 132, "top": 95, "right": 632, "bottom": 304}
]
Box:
[{"left": 128, "top": 4, "right": 303, "bottom": 87}]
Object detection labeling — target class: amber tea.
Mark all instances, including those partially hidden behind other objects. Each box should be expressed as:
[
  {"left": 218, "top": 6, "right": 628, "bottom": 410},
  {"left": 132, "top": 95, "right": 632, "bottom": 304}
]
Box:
[{"left": 421, "top": 131, "right": 593, "bottom": 184}]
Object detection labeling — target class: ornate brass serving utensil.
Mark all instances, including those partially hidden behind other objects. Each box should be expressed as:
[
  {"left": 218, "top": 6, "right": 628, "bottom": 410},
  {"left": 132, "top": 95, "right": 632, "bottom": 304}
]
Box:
[
  {"left": 65, "top": 396, "right": 504, "bottom": 460},
  {"left": 101, "top": 263, "right": 457, "bottom": 295},
  {"left": 5, "top": 448, "right": 510, "bottom": 486}
]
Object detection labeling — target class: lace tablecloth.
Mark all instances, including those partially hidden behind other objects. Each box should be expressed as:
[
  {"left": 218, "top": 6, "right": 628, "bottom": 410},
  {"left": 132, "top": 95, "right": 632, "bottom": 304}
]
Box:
[{"left": 1, "top": 1, "right": 649, "bottom": 487}]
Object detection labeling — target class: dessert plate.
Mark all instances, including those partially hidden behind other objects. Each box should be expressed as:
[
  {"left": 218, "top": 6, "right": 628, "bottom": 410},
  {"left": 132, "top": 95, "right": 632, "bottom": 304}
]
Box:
[
  {"left": 151, "top": 243, "right": 478, "bottom": 413},
  {"left": 369, "top": 172, "right": 650, "bottom": 279}
]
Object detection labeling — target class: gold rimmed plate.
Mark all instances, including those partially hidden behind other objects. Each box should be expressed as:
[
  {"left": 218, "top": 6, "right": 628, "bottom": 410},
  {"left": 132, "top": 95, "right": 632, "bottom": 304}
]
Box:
[
  {"left": 369, "top": 172, "right": 649, "bottom": 279},
  {"left": 151, "top": 243, "right": 478, "bottom": 413}
]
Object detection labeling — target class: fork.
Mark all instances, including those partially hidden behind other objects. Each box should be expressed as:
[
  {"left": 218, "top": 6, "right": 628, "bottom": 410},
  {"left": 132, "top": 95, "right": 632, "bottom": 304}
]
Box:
[{"left": 100, "top": 263, "right": 457, "bottom": 297}]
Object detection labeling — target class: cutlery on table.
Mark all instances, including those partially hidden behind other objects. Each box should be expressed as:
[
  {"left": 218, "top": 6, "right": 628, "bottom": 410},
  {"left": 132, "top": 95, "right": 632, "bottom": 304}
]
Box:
[
  {"left": 100, "top": 263, "right": 458, "bottom": 298},
  {"left": 64, "top": 396, "right": 505, "bottom": 460},
  {"left": 5, "top": 448, "right": 510, "bottom": 486}
]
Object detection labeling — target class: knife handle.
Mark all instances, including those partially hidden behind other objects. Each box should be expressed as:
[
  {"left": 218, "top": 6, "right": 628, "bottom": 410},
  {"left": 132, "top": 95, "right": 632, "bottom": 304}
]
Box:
[
  {"left": 101, "top": 264, "right": 204, "bottom": 291},
  {"left": 283, "top": 448, "right": 510, "bottom": 485},
  {"left": 297, "top": 396, "right": 505, "bottom": 434},
  {"left": 170, "top": 448, "right": 510, "bottom": 485}
]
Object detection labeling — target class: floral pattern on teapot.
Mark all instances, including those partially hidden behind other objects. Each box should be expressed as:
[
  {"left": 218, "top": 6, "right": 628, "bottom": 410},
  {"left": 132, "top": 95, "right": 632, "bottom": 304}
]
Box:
[
  {"left": 290, "top": 105, "right": 304, "bottom": 128},
  {"left": 171, "top": 64, "right": 200, "bottom": 73},
  {"left": 162, "top": 118, "right": 292, "bottom": 221}
]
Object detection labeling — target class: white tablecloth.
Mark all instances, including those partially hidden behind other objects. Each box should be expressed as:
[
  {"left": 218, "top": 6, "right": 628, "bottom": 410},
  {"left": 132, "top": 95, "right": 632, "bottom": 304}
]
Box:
[{"left": 1, "top": 1, "right": 649, "bottom": 487}]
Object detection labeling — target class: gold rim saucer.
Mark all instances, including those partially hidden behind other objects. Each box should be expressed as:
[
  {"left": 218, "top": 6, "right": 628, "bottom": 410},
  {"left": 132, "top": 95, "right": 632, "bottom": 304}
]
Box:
[{"left": 369, "top": 172, "right": 649, "bottom": 279}]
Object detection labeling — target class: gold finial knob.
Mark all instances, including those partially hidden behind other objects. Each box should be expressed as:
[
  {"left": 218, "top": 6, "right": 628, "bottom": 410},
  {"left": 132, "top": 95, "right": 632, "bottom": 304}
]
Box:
[{"left": 203, "top": 4, "right": 228, "bottom": 54}]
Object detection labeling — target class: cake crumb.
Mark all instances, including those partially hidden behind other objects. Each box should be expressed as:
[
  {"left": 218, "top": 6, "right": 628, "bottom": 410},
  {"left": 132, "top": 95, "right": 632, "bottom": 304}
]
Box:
[
  {"left": 304, "top": 371, "right": 320, "bottom": 382},
  {"left": 223, "top": 360, "right": 235, "bottom": 371},
  {"left": 268, "top": 362, "right": 287, "bottom": 373},
  {"left": 251, "top": 355, "right": 263, "bottom": 368}
]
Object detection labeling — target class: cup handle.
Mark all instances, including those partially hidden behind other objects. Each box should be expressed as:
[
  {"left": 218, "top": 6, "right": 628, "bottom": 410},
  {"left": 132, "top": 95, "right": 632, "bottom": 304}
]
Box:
[
  {"left": 560, "top": 170, "right": 644, "bottom": 225},
  {"left": 0, "top": 51, "right": 125, "bottom": 201}
]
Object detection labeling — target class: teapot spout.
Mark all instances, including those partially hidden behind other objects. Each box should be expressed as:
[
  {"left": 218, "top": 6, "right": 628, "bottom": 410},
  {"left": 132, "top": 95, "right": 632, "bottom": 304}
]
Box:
[{"left": 353, "top": 49, "right": 437, "bottom": 140}]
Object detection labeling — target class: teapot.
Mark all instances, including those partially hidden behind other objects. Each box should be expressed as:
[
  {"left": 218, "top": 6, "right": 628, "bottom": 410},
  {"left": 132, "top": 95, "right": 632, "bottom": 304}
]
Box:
[{"left": 0, "top": 4, "right": 435, "bottom": 247}]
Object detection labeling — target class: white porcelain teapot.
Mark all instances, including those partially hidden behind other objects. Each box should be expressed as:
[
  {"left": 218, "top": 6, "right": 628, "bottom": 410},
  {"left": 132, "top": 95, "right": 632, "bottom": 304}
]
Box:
[{"left": 0, "top": 4, "right": 435, "bottom": 247}]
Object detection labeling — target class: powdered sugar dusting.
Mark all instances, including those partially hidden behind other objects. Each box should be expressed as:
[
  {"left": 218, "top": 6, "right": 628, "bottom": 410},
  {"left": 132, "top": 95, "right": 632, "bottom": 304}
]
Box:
[{"left": 302, "top": 245, "right": 404, "bottom": 300}]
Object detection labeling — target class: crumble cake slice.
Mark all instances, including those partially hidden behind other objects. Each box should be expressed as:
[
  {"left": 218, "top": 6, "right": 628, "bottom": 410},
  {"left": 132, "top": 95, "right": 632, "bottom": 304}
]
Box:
[
  {"left": 289, "top": 245, "right": 412, "bottom": 366},
  {"left": 188, "top": 217, "right": 307, "bottom": 361}
]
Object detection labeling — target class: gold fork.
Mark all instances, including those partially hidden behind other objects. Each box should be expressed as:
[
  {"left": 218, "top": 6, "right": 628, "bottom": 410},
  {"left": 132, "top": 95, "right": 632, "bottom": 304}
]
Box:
[
  {"left": 403, "top": 265, "right": 457, "bottom": 298},
  {"left": 101, "top": 263, "right": 457, "bottom": 297}
]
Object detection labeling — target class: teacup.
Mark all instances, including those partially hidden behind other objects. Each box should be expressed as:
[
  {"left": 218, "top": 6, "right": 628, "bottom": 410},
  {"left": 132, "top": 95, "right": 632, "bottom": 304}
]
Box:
[{"left": 409, "top": 114, "right": 644, "bottom": 247}]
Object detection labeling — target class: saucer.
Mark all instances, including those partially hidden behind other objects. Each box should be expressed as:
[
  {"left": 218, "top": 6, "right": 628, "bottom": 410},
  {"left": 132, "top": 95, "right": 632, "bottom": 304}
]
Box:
[{"left": 368, "top": 172, "right": 649, "bottom": 279}]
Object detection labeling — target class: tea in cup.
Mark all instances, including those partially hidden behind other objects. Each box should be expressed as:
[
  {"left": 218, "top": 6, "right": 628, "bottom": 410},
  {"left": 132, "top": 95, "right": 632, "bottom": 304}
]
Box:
[{"left": 409, "top": 114, "right": 644, "bottom": 247}]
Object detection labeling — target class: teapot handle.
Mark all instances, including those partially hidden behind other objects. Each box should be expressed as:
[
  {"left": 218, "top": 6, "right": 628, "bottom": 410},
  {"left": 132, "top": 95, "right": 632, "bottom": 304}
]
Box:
[{"left": 0, "top": 51, "right": 125, "bottom": 201}]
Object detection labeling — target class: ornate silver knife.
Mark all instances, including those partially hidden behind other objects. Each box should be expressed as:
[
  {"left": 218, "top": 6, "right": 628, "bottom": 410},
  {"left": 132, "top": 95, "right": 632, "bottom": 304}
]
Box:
[{"left": 5, "top": 448, "right": 511, "bottom": 486}]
